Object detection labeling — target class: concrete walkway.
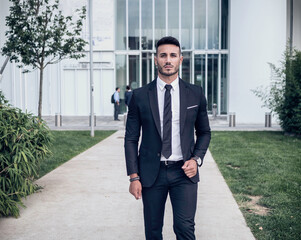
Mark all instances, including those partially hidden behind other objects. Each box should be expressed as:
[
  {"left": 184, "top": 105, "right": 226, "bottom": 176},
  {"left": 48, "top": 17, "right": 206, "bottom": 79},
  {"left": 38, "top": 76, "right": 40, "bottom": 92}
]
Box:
[{"left": 0, "top": 130, "right": 256, "bottom": 240}]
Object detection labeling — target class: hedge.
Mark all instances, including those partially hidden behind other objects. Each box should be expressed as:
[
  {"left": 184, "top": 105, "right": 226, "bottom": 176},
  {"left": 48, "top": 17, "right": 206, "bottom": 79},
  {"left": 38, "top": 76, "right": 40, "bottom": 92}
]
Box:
[{"left": 0, "top": 91, "right": 52, "bottom": 217}]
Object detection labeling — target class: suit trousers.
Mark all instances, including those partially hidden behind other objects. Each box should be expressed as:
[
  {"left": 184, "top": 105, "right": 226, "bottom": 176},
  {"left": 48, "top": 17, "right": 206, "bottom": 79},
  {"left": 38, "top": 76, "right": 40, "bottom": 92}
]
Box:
[
  {"left": 114, "top": 102, "right": 119, "bottom": 120},
  {"left": 142, "top": 161, "right": 198, "bottom": 240}
]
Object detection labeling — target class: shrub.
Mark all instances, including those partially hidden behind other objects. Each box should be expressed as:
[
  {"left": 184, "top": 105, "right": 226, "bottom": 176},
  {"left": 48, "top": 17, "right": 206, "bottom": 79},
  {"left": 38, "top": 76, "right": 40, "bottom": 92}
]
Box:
[
  {"left": 0, "top": 91, "right": 52, "bottom": 217},
  {"left": 253, "top": 47, "right": 301, "bottom": 135}
]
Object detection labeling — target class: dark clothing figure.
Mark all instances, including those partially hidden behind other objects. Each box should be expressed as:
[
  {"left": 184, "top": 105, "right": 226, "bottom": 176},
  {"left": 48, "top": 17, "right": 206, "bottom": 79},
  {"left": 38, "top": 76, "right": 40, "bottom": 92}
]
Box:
[
  {"left": 114, "top": 102, "right": 119, "bottom": 120},
  {"left": 125, "top": 37, "right": 211, "bottom": 240},
  {"left": 125, "top": 90, "right": 133, "bottom": 107},
  {"left": 114, "top": 88, "right": 120, "bottom": 121},
  {"left": 125, "top": 79, "right": 211, "bottom": 239}
]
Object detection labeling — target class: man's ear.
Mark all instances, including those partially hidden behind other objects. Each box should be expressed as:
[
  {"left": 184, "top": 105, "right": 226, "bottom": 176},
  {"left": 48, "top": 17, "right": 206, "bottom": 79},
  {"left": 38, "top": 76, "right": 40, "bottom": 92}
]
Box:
[
  {"left": 154, "top": 55, "right": 158, "bottom": 66},
  {"left": 180, "top": 55, "right": 183, "bottom": 65}
]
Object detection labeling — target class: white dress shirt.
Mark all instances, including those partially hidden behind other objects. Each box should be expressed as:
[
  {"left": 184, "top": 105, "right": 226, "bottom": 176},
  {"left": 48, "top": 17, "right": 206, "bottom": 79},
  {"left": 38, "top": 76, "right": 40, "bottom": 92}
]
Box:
[{"left": 157, "top": 77, "right": 183, "bottom": 161}]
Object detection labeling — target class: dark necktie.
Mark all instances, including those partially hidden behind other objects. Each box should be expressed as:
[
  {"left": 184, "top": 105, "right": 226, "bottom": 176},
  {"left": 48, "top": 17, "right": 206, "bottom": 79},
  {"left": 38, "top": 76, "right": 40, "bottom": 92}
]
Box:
[{"left": 162, "top": 84, "right": 172, "bottom": 159}]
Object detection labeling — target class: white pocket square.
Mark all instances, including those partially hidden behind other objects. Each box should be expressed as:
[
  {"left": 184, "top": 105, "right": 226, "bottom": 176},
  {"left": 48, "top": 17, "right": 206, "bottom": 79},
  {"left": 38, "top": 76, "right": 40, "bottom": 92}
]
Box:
[{"left": 187, "top": 105, "right": 198, "bottom": 109}]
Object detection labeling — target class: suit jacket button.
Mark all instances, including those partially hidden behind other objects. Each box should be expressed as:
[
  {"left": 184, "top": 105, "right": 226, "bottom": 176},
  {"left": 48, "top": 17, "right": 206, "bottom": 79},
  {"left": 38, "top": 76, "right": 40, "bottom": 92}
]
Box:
[{"left": 157, "top": 153, "right": 161, "bottom": 157}]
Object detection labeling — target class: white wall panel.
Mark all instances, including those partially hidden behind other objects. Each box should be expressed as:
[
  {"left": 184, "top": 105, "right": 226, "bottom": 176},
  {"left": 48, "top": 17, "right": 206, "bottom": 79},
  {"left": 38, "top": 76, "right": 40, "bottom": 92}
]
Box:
[
  {"left": 62, "top": 70, "right": 76, "bottom": 115},
  {"left": 25, "top": 70, "right": 39, "bottom": 114},
  {"left": 77, "top": 70, "right": 89, "bottom": 115},
  {"left": 229, "top": 0, "right": 287, "bottom": 123},
  {"left": 101, "top": 69, "right": 115, "bottom": 116}
]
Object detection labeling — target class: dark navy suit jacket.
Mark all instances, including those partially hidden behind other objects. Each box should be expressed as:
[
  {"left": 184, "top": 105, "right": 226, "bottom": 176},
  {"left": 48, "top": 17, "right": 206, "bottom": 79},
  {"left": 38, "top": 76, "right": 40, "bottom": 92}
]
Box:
[{"left": 124, "top": 78, "right": 211, "bottom": 187}]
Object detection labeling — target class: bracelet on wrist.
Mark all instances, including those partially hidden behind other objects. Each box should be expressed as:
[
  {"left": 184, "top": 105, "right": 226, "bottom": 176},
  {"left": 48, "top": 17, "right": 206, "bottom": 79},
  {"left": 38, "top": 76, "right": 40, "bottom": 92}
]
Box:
[{"left": 129, "top": 176, "right": 140, "bottom": 182}]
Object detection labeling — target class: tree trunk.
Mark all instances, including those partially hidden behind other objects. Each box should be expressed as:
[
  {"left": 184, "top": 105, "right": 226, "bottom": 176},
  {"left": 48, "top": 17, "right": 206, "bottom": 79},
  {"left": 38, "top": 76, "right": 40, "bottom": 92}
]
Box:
[{"left": 38, "top": 68, "right": 44, "bottom": 119}]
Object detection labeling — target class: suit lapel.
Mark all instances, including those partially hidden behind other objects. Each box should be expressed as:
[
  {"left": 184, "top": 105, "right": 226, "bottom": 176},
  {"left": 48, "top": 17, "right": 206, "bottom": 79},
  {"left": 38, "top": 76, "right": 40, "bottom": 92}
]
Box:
[
  {"left": 148, "top": 79, "right": 161, "bottom": 137},
  {"left": 179, "top": 78, "right": 189, "bottom": 135}
]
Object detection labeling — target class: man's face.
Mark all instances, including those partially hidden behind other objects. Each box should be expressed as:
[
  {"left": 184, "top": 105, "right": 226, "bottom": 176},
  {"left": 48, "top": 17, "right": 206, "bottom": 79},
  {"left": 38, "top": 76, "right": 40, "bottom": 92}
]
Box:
[
  {"left": 118, "top": 88, "right": 120, "bottom": 92},
  {"left": 155, "top": 44, "right": 183, "bottom": 78}
]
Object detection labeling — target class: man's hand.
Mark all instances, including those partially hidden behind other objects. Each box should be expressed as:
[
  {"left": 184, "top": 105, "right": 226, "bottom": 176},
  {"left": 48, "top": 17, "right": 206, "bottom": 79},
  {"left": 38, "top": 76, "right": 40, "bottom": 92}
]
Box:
[
  {"left": 129, "top": 173, "right": 142, "bottom": 200},
  {"left": 182, "top": 159, "right": 198, "bottom": 178},
  {"left": 129, "top": 180, "right": 142, "bottom": 200}
]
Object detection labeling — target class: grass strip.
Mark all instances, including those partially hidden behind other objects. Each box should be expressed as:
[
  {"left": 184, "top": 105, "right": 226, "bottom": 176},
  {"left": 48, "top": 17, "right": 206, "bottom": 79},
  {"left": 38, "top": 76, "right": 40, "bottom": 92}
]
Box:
[
  {"left": 39, "top": 130, "right": 116, "bottom": 178},
  {"left": 210, "top": 131, "right": 301, "bottom": 240}
]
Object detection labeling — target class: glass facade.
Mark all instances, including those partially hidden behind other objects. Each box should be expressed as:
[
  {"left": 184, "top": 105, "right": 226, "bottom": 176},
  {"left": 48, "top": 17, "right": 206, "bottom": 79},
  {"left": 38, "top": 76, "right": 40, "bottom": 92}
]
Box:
[
  {"left": 128, "top": 0, "right": 140, "bottom": 50},
  {"left": 181, "top": 0, "right": 192, "bottom": 50},
  {"left": 115, "top": 0, "right": 126, "bottom": 50},
  {"left": 115, "top": 0, "right": 229, "bottom": 115},
  {"left": 194, "top": 54, "right": 206, "bottom": 91},
  {"left": 141, "top": 0, "right": 153, "bottom": 50},
  {"left": 194, "top": 0, "right": 206, "bottom": 49},
  {"left": 142, "top": 52, "right": 153, "bottom": 85}
]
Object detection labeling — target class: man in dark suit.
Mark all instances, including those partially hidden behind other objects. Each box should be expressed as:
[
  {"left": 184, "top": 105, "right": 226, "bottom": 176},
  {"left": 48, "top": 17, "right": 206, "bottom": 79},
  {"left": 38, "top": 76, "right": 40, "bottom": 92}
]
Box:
[
  {"left": 124, "top": 85, "right": 133, "bottom": 108},
  {"left": 125, "top": 36, "right": 211, "bottom": 240}
]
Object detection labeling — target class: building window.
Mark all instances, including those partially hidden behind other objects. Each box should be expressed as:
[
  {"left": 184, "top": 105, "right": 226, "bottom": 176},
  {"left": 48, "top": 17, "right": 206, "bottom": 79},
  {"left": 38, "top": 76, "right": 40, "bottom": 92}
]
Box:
[
  {"left": 155, "top": 0, "right": 166, "bottom": 45},
  {"left": 142, "top": 0, "right": 153, "bottom": 50},
  {"left": 128, "top": 0, "right": 140, "bottom": 50},
  {"left": 208, "top": 0, "right": 219, "bottom": 49},
  {"left": 115, "top": 0, "right": 126, "bottom": 50},
  {"left": 168, "top": 0, "right": 179, "bottom": 39},
  {"left": 181, "top": 0, "right": 193, "bottom": 50},
  {"left": 115, "top": 0, "right": 229, "bottom": 115},
  {"left": 194, "top": 54, "right": 206, "bottom": 91},
  {"left": 182, "top": 52, "right": 192, "bottom": 83},
  {"left": 194, "top": 0, "right": 206, "bottom": 49},
  {"left": 116, "top": 54, "right": 127, "bottom": 112}
]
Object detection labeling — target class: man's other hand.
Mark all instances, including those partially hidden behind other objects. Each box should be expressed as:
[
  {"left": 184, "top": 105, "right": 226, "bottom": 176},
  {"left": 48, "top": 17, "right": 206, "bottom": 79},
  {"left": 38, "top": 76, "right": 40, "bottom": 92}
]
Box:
[
  {"left": 182, "top": 159, "right": 197, "bottom": 178},
  {"left": 129, "top": 180, "right": 142, "bottom": 200}
]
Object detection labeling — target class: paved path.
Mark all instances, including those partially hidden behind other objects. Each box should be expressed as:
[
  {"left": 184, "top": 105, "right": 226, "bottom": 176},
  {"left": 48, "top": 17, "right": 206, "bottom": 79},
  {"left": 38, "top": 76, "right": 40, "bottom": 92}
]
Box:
[{"left": 0, "top": 130, "right": 255, "bottom": 240}]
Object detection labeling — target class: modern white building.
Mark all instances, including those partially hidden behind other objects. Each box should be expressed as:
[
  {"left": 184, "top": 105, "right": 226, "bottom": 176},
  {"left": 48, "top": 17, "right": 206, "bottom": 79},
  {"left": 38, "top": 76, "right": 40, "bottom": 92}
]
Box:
[{"left": 0, "top": 0, "right": 300, "bottom": 123}]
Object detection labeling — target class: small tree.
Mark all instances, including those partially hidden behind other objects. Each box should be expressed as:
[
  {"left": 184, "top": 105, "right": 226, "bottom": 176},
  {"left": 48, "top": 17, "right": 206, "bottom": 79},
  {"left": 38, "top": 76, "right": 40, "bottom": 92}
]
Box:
[
  {"left": 2, "top": 0, "right": 87, "bottom": 119},
  {"left": 253, "top": 46, "right": 301, "bottom": 135}
]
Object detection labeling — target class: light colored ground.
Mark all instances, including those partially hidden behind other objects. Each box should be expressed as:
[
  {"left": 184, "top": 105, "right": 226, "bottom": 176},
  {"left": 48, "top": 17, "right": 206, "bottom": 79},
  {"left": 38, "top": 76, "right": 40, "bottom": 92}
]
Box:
[{"left": 0, "top": 130, "right": 255, "bottom": 240}]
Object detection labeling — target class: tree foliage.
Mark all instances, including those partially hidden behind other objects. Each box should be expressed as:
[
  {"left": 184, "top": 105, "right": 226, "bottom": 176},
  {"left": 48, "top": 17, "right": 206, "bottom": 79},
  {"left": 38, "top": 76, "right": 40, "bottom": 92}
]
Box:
[
  {"left": 0, "top": 91, "right": 52, "bottom": 217},
  {"left": 253, "top": 47, "right": 301, "bottom": 135},
  {"left": 1, "top": 0, "right": 87, "bottom": 118}
]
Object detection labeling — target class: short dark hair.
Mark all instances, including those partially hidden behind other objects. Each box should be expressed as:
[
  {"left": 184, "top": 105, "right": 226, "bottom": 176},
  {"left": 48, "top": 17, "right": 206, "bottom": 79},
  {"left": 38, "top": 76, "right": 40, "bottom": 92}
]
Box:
[
  {"left": 116, "top": 87, "right": 119, "bottom": 91},
  {"left": 156, "top": 36, "right": 181, "bottom": 55},
  {"left": 126, "top": 85, "right": 130, "bottom": 90}
]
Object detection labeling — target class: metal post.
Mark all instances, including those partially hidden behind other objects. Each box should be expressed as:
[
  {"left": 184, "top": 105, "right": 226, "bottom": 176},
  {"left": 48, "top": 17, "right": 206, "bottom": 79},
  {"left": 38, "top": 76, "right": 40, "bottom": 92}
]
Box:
[
  {"left": 265, "top": 112, "right": 272, "bottom": 127},
  {"left": 0, "top": 56, "right": 10, "bottom": 82},
  {"left": 89, "top": 0, "right": 95, "bottom": 137},
  {"left": 89, "top": 114, "right": 96, "bottom": 127},
  {"left": 229, "top": 112, "right": 236, "bottom": 127},
  {"left": 124, "top": 113, "right": 127, "bottom": 127},
  {"left": 212, "top": 103, "right": 217, "bottom": 119},
  {"left": 289, "top": 0, "right": 293, "bottom": 56},
  {"left": 55, "top": 113, "right": 62, "bottom": 127}
]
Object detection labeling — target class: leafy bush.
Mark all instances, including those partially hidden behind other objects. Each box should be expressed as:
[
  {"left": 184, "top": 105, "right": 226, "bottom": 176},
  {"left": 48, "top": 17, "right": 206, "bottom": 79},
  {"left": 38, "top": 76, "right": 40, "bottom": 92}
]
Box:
[
  {"left": 253, "top": 47, "right": 301, "bottom": 135},
  {"left": 0, "top": 91, "right": 52, "bottom": 217}
]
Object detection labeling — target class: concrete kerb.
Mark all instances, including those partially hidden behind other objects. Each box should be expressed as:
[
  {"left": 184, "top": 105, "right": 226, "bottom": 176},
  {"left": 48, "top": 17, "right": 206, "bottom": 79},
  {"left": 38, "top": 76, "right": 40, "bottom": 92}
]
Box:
[
  {"left": 0, "top": 130, "right": 255, "bottom": 240},
  {"left": 43, "top": 115, "right": 282, "bottom": 132}
]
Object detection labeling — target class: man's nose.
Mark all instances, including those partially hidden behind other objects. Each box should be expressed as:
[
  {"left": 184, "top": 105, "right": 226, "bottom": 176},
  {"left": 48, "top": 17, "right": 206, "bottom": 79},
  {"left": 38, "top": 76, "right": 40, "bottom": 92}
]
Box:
[{"left": 165, "top": 56, "right": 171, "bottom": 65}]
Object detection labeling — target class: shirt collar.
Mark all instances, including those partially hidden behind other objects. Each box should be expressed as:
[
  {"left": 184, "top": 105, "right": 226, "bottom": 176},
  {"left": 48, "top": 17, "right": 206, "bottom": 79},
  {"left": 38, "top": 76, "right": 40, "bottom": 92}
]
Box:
[{"left": 157, "top": 76, "right": 179, "bottom": 91}]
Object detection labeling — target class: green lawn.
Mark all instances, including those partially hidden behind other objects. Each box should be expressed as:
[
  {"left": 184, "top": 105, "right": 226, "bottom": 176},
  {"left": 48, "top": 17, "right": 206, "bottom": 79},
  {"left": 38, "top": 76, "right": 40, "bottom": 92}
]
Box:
[
  {"left": 39, "top": 130, "right": 116, "bottom": 178},
  {"left": 210, "top": 131, "right": 301, "bottom": 240}
]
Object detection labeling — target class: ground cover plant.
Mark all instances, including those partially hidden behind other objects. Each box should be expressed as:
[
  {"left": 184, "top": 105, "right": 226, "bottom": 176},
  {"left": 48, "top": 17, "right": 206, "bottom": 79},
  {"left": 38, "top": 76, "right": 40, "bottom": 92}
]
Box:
[
  {"left": 0, "top": 92, "right": 52, "bottom": 217},
  {"left": 210, "top": 131, "right": 301, "bottom": 240},
  {"left": 39, "top": 130, "right": 116, "bottom": 177}
]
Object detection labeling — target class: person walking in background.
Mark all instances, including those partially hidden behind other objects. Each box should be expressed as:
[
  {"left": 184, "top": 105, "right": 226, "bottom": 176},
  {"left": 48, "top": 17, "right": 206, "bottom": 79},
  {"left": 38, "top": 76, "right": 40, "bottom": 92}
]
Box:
[
  {"left": 124, "top": 36, "right": 211, "bottom": 240},
  {"left": 124, "top": 85, "right": 133, "bottom": 109},
  {"left": 114, "top": 87, "right": 120, "bottom": 121}
]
